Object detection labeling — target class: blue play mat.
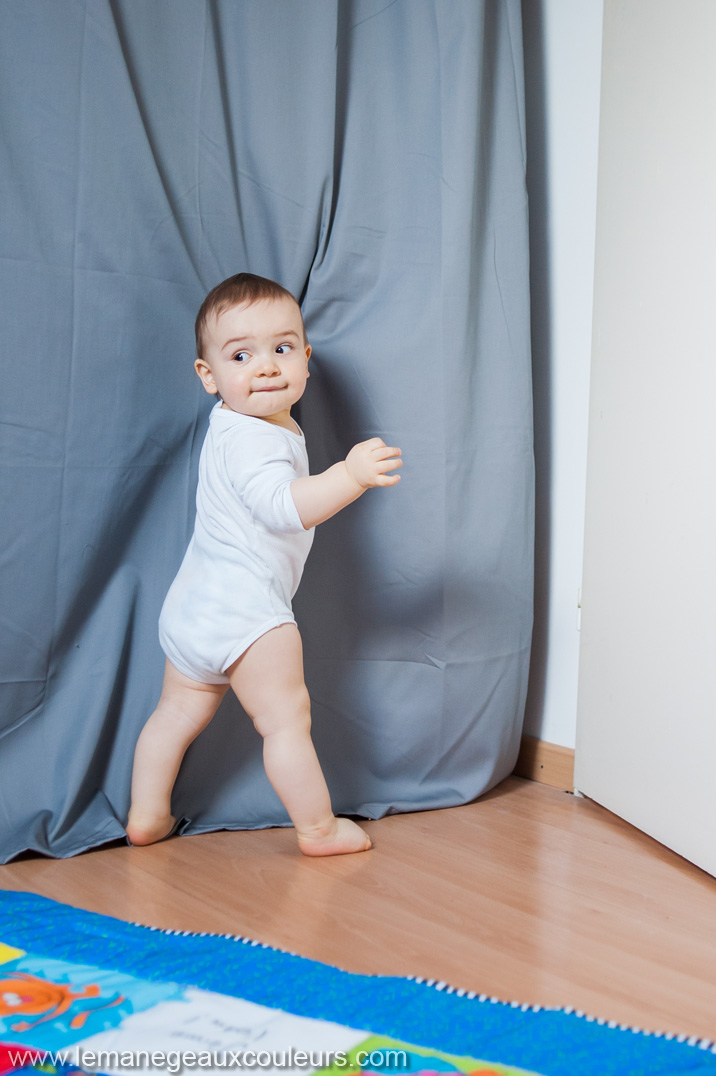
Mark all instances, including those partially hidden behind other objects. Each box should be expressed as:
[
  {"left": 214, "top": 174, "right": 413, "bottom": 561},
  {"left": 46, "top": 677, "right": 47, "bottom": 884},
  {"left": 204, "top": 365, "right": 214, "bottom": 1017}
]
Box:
[{"left": 0, "top": 890, "right": 714, "bottom": 1076}]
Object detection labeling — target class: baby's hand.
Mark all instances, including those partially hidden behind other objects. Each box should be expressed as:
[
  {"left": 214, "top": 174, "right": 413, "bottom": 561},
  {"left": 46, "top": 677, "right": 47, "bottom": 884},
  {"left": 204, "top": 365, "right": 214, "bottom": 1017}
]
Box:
[{"left": 345, "top": 438, "right": 402, "bottom": 489}]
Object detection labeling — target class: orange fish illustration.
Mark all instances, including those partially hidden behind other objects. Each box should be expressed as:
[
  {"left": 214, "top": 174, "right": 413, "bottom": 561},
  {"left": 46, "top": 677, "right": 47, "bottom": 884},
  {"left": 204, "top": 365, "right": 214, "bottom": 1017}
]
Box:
[{"left": 0, "top": 971, "right": 124, "bottom": 1031}]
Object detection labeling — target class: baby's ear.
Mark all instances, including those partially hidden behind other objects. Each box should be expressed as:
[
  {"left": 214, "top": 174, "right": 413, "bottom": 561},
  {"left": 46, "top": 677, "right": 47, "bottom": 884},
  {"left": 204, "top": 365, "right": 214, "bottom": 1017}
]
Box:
[{"left": 194, "top": 357, "right": 217, "bottom": 395}]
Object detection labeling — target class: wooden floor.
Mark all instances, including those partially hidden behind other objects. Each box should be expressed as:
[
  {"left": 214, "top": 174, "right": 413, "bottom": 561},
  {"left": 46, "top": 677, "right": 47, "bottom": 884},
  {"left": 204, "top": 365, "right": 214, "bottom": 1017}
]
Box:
[{"left": 2, "top": 776, "right": 716, "bottom": 1041}]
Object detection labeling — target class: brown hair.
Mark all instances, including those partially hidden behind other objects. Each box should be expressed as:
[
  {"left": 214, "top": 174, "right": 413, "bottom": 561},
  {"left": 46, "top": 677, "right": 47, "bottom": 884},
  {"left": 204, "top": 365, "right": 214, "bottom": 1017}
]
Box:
[{"left": 195, "top": 273, "right": 305, "bottom": 359}]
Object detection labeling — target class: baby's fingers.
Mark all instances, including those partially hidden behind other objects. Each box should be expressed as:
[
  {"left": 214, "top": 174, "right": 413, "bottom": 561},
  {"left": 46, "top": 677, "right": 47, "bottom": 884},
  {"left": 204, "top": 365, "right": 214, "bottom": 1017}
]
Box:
[
  {"left": 375, "top": 457, "right": 402, "bottom": 486},
  {"left": 373, "top": 445, "right": 401, "bottom": 460}
]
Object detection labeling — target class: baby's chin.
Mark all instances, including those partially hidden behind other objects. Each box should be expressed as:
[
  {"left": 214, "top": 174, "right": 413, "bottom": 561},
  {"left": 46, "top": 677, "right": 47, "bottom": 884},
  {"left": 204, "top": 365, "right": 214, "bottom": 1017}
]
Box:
[
  {"left": 251, "top": 387, "right": 306, "bottom": 411},
  {"left": 221, "top": 397, "right": 284, "bottom": 415},
  {"left": 220, "top": 383, "right": 306, "bottom": 420}
]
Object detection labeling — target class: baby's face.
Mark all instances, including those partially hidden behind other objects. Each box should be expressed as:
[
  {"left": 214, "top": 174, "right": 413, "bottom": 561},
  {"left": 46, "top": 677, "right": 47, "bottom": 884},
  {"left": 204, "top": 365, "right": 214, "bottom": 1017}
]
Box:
[{"left": 194, "top": 297, "right": 310, "bottom": 430}]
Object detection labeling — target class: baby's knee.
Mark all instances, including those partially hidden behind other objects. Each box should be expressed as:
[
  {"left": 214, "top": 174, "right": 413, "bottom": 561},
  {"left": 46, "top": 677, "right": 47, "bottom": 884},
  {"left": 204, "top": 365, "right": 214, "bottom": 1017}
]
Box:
[
  {"left": 253, "top": 685, "right": 311, "bottom": 738},
  {"left": 282, "top": 685, "right": 312, "bottom": 731},
  {"left": 294, "top": 686, "right": 312, "bottom": 729},
  {"left": 153, "top": 680, "right": 225, "bottom": 738}
]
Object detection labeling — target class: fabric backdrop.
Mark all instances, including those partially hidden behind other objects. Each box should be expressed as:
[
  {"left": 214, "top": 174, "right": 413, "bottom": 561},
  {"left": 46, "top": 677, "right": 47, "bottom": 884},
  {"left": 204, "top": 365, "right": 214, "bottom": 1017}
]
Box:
[{"left": 0, "top": 0, "right": 533, "bottom": 861}]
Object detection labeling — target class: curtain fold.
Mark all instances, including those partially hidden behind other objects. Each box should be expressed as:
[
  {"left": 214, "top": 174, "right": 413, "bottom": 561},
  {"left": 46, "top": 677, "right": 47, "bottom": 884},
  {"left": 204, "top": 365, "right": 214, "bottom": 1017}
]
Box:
[{"left": 0, "top": 0, "right": 533, "bottom": 861}]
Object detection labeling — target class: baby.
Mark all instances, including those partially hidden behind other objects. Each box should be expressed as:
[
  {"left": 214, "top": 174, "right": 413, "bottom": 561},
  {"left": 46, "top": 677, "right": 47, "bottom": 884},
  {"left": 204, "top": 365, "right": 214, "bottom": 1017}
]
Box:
[{"left": 127, "top": 273, "right": 402, "bottom": 856}]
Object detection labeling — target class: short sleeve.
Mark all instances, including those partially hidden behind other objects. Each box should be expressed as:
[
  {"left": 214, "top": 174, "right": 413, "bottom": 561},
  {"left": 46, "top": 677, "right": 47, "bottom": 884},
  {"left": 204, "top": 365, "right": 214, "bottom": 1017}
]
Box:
[{"left": 222, "top": 426, "right": 306, "bottom": 534}]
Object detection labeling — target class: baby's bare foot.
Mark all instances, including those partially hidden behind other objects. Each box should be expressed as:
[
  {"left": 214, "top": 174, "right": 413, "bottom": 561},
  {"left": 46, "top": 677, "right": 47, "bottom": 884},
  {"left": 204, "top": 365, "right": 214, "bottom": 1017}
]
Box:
[
  {"left": 126, "top": 810, "right": 176, "bottom": 846},
  {"left": 297, "top": 817, "right": 372, "bottom": 857}
]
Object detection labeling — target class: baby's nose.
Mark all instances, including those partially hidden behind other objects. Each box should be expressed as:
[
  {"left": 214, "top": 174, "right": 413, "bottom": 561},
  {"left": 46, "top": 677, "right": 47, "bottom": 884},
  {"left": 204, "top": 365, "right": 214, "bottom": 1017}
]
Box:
[{"left": 257, "top": 353, "right": 280, "bottom": 373}]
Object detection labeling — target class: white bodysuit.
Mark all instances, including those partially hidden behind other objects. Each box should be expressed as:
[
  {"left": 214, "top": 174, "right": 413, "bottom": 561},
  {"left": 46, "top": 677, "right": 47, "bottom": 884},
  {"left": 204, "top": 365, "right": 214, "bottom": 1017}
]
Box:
[{"left": 158, "top": 402, "right": 314, "bottom": 684}]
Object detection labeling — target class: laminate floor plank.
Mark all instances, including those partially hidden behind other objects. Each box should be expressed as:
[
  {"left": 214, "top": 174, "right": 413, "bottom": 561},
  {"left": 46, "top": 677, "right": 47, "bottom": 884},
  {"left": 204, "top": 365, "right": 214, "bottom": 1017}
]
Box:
[{"left": 2, "top": 777, "right": 715, "bottom": 1039}]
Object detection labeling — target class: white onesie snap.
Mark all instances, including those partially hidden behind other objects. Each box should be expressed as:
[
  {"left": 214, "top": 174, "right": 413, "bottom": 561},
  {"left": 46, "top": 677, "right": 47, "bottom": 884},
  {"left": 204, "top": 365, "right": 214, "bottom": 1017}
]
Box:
[{"left": 158, "top": 402, "right": 314, "bottom": 683}]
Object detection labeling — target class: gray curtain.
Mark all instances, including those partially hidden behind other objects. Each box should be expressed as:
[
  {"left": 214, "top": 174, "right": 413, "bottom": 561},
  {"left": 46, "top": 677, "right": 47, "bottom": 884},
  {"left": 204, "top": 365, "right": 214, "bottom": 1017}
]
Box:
[{"left": 0, "top": 0, "right": 533, "bottom": 861}]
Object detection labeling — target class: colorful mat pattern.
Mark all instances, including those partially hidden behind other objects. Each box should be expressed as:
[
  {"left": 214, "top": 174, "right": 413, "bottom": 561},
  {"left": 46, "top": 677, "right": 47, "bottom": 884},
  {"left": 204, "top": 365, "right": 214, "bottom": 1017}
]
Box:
[{"left": 0, "top": 890, "right": 714, "bottom": 1076}]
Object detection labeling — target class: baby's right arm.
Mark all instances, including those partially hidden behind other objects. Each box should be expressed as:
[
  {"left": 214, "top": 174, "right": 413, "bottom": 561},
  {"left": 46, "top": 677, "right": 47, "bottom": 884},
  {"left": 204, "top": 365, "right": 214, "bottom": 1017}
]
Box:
[{"left": 290, "top": 437, "right": 402, "bottom": 530}]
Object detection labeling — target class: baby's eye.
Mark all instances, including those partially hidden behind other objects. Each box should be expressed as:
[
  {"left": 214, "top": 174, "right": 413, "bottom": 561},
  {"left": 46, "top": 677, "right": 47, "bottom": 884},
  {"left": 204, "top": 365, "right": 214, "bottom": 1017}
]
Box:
[
  {"left": 233, "top": 351, "right": 250, "bottom": 363},
  {"left": 276, "top": 343, "right": 292, "bottom": 355}
]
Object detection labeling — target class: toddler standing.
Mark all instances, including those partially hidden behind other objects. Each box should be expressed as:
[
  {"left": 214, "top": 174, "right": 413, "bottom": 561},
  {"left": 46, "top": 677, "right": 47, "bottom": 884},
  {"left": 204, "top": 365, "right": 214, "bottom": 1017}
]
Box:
[{"left": 127, "top": 273, "right": 402, "bottom": 856}]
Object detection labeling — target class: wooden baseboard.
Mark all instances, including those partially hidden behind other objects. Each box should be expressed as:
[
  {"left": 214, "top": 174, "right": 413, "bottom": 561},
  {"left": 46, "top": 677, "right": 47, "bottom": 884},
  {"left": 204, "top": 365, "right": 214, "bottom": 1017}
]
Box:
[{"left": 513, "top": 734, "right": 575, "bottom": 792}]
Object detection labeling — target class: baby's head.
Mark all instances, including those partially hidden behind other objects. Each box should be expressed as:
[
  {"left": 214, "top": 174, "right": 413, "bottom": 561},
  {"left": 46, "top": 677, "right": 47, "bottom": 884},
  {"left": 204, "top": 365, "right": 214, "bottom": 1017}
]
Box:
[
  {"left": 194, "top": 273, "right": 311, "bottom": 428},
  {"left": 195, "top": 273, "right": 306, "bottom": 359}
]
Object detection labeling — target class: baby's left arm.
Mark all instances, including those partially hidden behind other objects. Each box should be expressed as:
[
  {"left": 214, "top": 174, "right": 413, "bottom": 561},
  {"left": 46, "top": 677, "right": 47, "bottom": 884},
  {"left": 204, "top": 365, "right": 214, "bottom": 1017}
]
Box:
[{"left": 290, "top": 437, "right": 402, "bottom": 530}]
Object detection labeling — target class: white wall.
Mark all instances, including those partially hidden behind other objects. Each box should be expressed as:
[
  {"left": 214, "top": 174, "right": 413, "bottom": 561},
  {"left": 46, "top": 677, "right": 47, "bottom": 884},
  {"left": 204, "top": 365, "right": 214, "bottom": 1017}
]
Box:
[
  {"left": 575, "top": 0, "right": 716, "bottom": 876},
  {"left": 522, "top": 0, "right": 603, "bottom": 748}
]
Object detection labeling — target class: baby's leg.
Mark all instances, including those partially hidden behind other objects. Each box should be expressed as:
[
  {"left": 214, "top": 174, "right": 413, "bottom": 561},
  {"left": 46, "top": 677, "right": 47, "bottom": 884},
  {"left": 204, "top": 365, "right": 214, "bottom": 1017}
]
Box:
[
  {"left": 127, "top": 659, "right": 228, "bottom": 846},
  {"left": 227, "top": 624, "right": 371, "bottom": 857}
]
